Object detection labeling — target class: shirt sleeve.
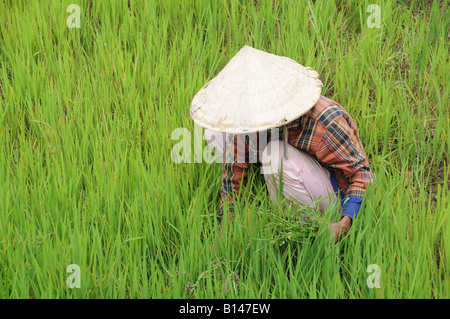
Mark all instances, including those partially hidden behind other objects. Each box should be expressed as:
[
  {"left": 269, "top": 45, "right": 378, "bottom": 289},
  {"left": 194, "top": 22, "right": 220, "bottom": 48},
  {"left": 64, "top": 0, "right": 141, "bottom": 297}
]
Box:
[
  {"left": 340, "top": 196, "right": 363, "bottom": 219},
  {"left": 316, "top": 113, "right": 376, "bottom": 219},
  {"left": 219, "top": 133, "right": 251, "bottom": 217}
]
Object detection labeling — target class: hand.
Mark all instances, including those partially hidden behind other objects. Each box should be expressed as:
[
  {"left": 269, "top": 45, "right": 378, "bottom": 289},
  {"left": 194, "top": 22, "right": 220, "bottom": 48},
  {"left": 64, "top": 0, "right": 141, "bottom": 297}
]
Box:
[{"left": 329, "top": 216, "right": 352, "bottom": 243}]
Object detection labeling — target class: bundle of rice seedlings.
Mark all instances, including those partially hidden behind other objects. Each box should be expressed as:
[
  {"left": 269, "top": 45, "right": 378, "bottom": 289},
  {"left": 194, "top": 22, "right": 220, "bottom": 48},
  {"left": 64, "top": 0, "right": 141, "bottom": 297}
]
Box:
[{"left": 261, "top": 201, "right": 327, "bottom": 248}]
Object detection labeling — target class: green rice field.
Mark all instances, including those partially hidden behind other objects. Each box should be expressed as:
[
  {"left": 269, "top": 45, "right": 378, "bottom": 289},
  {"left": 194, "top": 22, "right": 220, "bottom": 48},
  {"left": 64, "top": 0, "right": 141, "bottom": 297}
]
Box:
[{"left": 0, "top": 0, "right": 449, "bottom": 298}]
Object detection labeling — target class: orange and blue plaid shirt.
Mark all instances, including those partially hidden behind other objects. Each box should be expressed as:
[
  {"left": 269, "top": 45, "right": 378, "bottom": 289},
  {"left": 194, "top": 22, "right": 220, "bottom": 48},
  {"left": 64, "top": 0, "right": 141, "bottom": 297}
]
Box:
[{"left": 220, "top": 96, "right": 376, "bottom": 219}]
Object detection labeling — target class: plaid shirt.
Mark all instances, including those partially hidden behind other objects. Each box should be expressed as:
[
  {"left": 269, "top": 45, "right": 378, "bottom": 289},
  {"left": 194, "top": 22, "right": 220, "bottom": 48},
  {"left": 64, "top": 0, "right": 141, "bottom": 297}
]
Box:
[{"left": 219, "top": 96, "right": 376, "bottom": 218}]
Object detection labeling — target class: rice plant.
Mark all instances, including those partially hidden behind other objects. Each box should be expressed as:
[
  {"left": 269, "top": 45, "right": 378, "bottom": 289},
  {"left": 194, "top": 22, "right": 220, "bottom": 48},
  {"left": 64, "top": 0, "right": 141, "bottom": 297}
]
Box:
[{"left": 0, "top": 0, "right": 448, "bottom": 298}]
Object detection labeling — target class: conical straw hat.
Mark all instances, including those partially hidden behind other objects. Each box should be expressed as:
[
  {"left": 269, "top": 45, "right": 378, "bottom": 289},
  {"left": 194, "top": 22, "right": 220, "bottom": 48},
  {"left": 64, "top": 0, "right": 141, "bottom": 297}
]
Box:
[{"left": 190, "top": 45, "right": 322, "bottom": 133}]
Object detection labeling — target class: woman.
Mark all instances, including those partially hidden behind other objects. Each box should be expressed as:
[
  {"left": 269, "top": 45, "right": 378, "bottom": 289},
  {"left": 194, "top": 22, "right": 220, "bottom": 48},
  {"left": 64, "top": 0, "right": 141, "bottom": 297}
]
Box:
[{"left": 191, "top": 46, "right": 376, "bottom": 242}]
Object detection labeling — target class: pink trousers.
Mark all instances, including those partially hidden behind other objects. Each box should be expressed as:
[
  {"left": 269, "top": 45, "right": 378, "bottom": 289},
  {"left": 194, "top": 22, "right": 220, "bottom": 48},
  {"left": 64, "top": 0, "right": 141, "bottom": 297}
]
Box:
[{"left": 205, "top": 129, "right": 339, "bottom": 213}]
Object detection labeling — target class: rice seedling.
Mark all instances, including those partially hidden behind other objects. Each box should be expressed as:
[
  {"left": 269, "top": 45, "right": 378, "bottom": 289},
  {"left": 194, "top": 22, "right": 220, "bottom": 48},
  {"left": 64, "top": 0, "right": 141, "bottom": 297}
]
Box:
[{"left": 0, "top": 0, "right": 448, "bottom": 299}]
